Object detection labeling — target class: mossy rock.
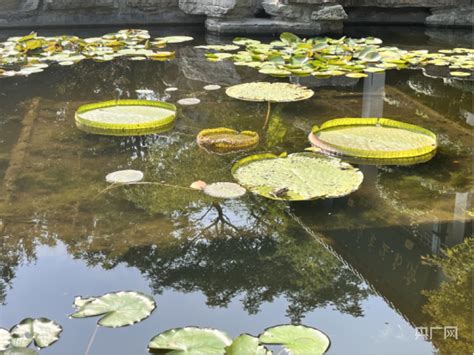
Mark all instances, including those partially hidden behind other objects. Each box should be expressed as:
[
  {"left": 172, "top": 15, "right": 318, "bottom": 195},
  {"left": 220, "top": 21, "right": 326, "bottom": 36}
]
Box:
[
  {"left": 197, "top": 127, "right": 259, "bottom": 155},
  {"left": 309, "top": 118, "right": 437, "bottom": 164},
  {"left": 75, "top": 99, "right": 176, "bottom": 136}
]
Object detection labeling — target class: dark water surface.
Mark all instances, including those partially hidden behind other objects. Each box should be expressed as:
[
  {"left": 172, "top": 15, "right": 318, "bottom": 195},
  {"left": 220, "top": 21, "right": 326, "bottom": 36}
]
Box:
[{"left": 0, "top": 26, "right": 472, "bottom": 354}]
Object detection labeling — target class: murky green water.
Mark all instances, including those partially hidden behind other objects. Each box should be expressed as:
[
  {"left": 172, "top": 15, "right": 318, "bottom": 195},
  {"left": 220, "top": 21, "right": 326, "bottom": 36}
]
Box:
[{"left": 0, "top": 26, "right": 472, "bottom": 354}]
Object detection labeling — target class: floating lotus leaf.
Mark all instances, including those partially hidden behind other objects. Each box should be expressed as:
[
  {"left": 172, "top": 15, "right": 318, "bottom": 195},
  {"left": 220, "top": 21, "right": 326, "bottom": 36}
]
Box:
[
  {"left": 10, "top": 318, "right": 62, "bottom": 349},
  {"left": 450, "top": 71, "right": 471, "bottom": 78},
  {"left": 156, "top": 36, "right": 194, "bottom": 44},
  {"left": 259, "top": 325, "right": 330, "bottom": 355},
  {"left": 225, "top": 334, "right": 270, "bottom": 355},
  {"left": 0, "top": 329, "right": 11, "bottom": 351},
  {"left": 197, "top": 127, "right": 259, "bottom": 154},
  {"left": 203, "top": 182, "right": 246, "bottom": 199},
  {"left": 232, "top": 153, "right": 363, "bottom": 201},
  {"left": 71, "top": 291, "right": 156, "bottom": 328},
  {"left": 148, "top": 327, "right": 232, "bottom": 354},
  {"left": 75, "top": 99, "right": 176, "bottom": 136},
  {"left": 106, "top": 170, "right": 144, "bottom": 184},
  {"left": 195, "top": 45, "right": 240, "bottom": 51},
  {"left": 1, "top": 348, "right": 38, "bottom": 355},
  {"left": 165, "top": 87, "right": 178, "bottom": 92},
  {"left": 309, "top": 118, "right": 437, "bottom": 163},
  {"left": 226, "top": 82, "right": 314, "bottom": 103},
  {"left": 345, "top": 72, "right": 368, "bottom": 78},
  {"left": 203, "top": 84, "right": 221, "bottom": 91},
  {"left": 177, "top": 98, "right": 200, "bottom": 106},
  {"left": 258, "top": 68, "right": 291, "bottom": 77}
]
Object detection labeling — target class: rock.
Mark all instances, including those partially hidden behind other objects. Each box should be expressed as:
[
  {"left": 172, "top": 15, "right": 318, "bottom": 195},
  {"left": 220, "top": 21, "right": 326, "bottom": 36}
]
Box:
[
  {"left": 206, "top": 17, "right": 343, "bottom": 35},
  {"left": 345, "top": 6, "right": 428, "bottom": 24},
  {"left": 179, "top": 0, "right": 259, "bottom": 17},
  {"left": 340, "top": 0, "right": 470, "bottom": 7},
  {"left": 262, "top": 0, "right": 313, "bottom": 21},
  {"left": 46, "top": 0, "right": 117, "bottom": 10},
  {"left": 311, "top": 4, "right": 347, "bottom": 21},
  {"left": 426, "top": 6, "right": 473, "bottom": 27}
]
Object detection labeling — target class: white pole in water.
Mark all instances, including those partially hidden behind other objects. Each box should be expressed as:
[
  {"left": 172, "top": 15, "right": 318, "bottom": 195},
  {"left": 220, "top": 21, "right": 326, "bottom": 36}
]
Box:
[
  {"left": 362, "top": 72, "right": 386, "bottom": 119},
  {"left": 447, "top": 192, "right": 471, "bottom": 247}
]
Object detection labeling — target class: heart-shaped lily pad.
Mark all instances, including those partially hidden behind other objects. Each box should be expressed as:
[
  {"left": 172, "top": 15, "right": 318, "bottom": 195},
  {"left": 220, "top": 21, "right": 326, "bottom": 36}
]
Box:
[
  {"left": 259, "top": 324, "right": 330, "bottom": 355},
  {"left": 225, "top": 334, "right": 270, "bottom": 355},
  {"left": 148, "top": 327, "right": 232, "bottom": 354},
  {"left": 226, "top": 82, "right": 314, "bottom": 103},
  {"left": 9, "top": 318, "right": 62, "bottom": 349},
  {"left": 197, "top": 127, "right": 259, "bottom": 154},
  {"left": 232, "top": 153, "right": 363, "bottom": 201},
  {"left": 75, "top": 100, "right": 176, "bottom": 136},
  {"left": 309, "top": 118, "right": 437, "bottom": 163},
  {"left": 71, "top": 291, "right": 156, "bottom": 328}
]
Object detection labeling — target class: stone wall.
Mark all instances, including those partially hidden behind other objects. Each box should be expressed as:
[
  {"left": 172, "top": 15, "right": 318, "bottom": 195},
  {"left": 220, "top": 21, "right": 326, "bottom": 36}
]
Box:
[{"left": 0, "top": 0, "right": 471, "bottom": 33}]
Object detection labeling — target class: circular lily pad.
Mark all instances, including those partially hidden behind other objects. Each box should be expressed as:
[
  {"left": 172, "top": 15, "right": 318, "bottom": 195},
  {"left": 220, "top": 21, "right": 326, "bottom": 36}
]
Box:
[
  {"left": 309, "top": 118, "right": 437, "bottom": 163},
  {"left": 203, "top": 182, "right": 246, "bottom": 199},
  {"left": 204, "top": 84, "right": 221, "bottom": 91},
  {"left": 148, "top": 327, "right": 232, "bottom": 354},
  {"left": 232, "top": 153, "right": 363, "bottom": 201},
  {"left": 75, "top": 100, "right": 176, "bottom": 136},
  {"left": 226, "top": 82, "right": 314, "bottom": 103},
  {"left": 197, "top": 127, "right": 259, "bottom": 154},
  {"left": 106, "top": 170, "right": 144, "bottom": 184},
  {"left": 177, "top": 98, "right": 200, "bottom": 106}
]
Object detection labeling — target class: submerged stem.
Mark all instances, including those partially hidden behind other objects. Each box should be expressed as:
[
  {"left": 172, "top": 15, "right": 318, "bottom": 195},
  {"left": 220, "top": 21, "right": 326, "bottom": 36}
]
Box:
[
  {"left": 263, "top": 101, "right": 272, "bottom": 129},
  {"left": 85, "top": 325, "right": 99, "bottom": 355}
]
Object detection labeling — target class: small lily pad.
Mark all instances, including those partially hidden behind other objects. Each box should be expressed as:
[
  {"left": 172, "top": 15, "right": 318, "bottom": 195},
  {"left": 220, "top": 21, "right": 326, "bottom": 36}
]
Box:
[
  {"left": 226, "top": 334, "right": 270, "bottom": 355},
  {"left": 197, "top": 127, "right": 259, "bottom": 154},
  {"left": 203, "top": 84, "right": 221, "bottom": 91},
  {"left": 232, "top": 153, "right": 363, "bottom": 201},
  {"left": 190, "top": 180, "right": 207, "bottom": 190},
  {"left": 203, "top": 182, "right": 246, "bottom": 199},
  {"left": 106, "top": 170, "right": 144, "bottom": 184},
  {"left": 259, "top": 324, "right": 330, "bottom": 355},
  {"left": 148, "top": 327, "right": 232, "bottom": 354},
  {"left": 177, "top": 98, "right": 200, "bottom": 106},
  {"left": 450, "top": 71, "right": 471, "bottom": 78},
  {"left": 156, "top": 36, "right": 194, "bottom": 44},
  {"left": 10, "top": 318, "right": 62, "bottom": 349},
  {"left": 71, "top": 291, "right": 156, "bottom": 328}
]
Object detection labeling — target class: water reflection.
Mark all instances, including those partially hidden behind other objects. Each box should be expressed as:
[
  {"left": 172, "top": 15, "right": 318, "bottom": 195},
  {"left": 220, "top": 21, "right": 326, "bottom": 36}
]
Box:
[{"left": 0, "top": 27, "right": 472, "bottom": 354}]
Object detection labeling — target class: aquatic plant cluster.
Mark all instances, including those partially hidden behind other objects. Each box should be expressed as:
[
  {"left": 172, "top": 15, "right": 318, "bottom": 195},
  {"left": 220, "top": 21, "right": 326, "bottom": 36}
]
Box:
[
  {"left": 0, "top": 29, "right": 191, "bottom": 78},
  {"left": 0, "top": 292, "right": 330, "bottom": 354},
  {"left": 200, "top": 32, "right": 474, "bottom": 80}
]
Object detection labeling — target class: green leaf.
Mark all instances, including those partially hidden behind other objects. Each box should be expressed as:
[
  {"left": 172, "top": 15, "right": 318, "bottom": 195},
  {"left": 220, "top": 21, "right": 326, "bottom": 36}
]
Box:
[
  {"left": 280, "top": 32, "right": 301, "bottom": 45},
  {"left": 197, "top": 127, "right": 259, "bottom": 154},
  {"left": 232, "top": 153, "right": 364, "bottom": 201},
  {"left": 259, "top": 325, "right": 330, "bottom": 355},
  {"left": 105, "top": 170, "right": 144, "bottom": 184},
  {"left": 0, "top": 348, "right": 38, "bottom": 355},
  {"left": 10, "top": 318, "right": 62, "bottom": 349},
  {"left": 148, "top": 327, "right": 232, "bottom": 354},
  {"left": 203, "top": 182, "right": 246, "bottom": 199},
  {"left": 71, "top": 291, "right": 156, "bottom": 328},
  {"left": 226, "top": 334, "right": 270, "bottom": 355},
  {"left": 155, "top": 36, "right": 193, "bottom": 44}
]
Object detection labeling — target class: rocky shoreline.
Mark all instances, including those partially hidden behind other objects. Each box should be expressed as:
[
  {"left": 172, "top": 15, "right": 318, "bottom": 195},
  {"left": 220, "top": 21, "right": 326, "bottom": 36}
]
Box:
[{"left": 0, "top": 0, "right": 472, "bottom": 34}]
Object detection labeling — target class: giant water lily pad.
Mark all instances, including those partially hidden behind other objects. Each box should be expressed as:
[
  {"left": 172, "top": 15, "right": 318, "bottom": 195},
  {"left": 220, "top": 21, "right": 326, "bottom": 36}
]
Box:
[
  {"left": 197, "top": 127, "right": 259, "bottom": 154},
  {"left": 75, "top": 100, "right": 176, "bottom": 136},
  {"left": 226, "top": 82, "right": 314, "bottom": 103},
  {"left": 9, "top": 318, "right": 62, "bottom": 349},
  {"left": 232, "top": 153, "right": 363, "bottom": 201},
  {"left": 148, "top": 327, "right": 232, "bottom": 354},
  {"left": 71, "top": 291, "right": 156, "bottom": 328},
  {"left": 309, "top": 118, "right": 437, "bottom": 164},
  {"left": 259, "top": 325, "right": 330, "bottom": 355}
]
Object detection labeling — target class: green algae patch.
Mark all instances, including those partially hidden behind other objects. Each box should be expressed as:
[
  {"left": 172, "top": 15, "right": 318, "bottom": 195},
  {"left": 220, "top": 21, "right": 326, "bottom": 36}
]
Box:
[
  {"left": 232, "top": 153, "right": 363, "bottom": 201},
  {"left": 197, "top": 127, "right": 259, "bottom": 154},
  {"left": 309, "top": 118, "right": 437, "bottom": 164},
  {"left": 75, "top": 99, "right": 176, "bottom": 136}
]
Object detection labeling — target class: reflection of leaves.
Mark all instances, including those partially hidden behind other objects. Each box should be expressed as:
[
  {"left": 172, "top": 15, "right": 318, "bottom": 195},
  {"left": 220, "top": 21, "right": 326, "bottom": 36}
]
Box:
[
  {"left": 422, "top": 238, "right": 474, "bottom": 354},
  {"left": 265, "top": 107, "right": 287, "bottom": 148}
]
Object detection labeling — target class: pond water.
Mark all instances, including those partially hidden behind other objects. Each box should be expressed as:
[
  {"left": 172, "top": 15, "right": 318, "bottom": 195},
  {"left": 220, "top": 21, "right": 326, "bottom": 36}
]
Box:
[{"left": 0, "top": 26, "right": 472, "bottom": 354}]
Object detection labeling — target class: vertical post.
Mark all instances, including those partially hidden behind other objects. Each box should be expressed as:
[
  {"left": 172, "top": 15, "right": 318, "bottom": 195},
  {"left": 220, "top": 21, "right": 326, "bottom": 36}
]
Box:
[{"left": 362, "top": 72, "right": 386, "bottom": 118}]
